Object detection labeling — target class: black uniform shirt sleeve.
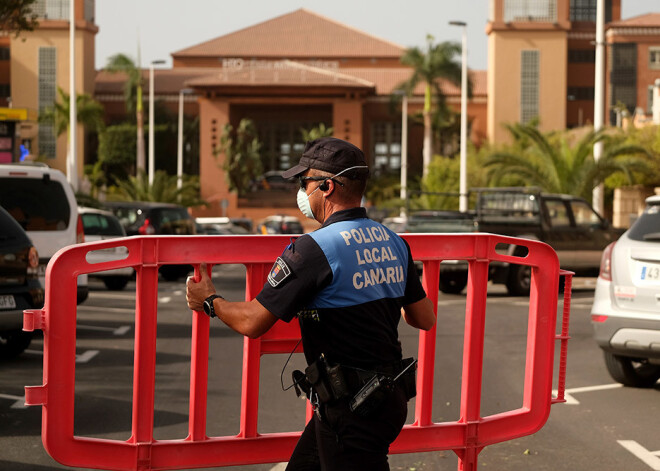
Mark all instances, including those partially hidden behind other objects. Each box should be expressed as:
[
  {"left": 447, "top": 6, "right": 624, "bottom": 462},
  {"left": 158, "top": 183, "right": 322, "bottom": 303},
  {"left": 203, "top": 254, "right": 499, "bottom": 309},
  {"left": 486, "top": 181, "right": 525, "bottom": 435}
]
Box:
[
  {"left": 402, "top": 238, "right": 428, "bottom": 305},
  {"left": 256, "top": 235, "right": 332, "bottom": 322}
]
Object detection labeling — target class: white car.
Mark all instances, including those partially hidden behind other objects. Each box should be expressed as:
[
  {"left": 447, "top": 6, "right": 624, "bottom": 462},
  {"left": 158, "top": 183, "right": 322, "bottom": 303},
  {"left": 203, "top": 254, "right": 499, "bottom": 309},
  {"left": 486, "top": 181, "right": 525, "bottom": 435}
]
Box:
[
  {"left": 0, "top": 163, "right": 88, "bottom": 303},
  {"left": 591, "top": 195, "right": 660, "bottom": 387},
  {"left": 195, "top": 217, "right": 250, "bottom": 235},
  {"left": 79, "top": 207, "right": 133, "bottom": 290}
]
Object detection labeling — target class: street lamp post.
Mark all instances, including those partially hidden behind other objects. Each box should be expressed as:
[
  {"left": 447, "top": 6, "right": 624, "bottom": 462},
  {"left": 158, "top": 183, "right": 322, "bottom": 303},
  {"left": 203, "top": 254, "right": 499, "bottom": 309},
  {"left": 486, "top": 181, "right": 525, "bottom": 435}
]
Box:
[
  {"left": 392, "top": 90, "right": 409, "bottom": 218},
  {"left": 177, "top": 88, "right": 193, "bottom": 191},
  {"left": 148, "top": 59, "right": 166, "bottom": 187},
  {"left": 449, "top": 20, "right": 468, "bottom": 213},
  {"left": 68, "top": 1, "right": 77, "bottom": 191},
  {"left": 400, "top": 94, "right": 408, "bottom": 218},
  {"left": 592, "top": 0, "right": 605, "bottom": 215}
]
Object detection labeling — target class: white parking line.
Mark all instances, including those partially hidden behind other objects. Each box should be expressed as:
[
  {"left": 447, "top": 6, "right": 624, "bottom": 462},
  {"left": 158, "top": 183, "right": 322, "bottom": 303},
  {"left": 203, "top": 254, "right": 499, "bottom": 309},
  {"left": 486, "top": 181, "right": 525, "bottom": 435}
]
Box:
[
  {"left": 77, "top": 324, "right": 131, "bottom": 336},
  {"left": 76, "top": 350, "right": 99, "bottom": 363},
  {"left": 159, "top": 297, "right": 172, "bottom": 303},
  {"left": 24, "top": 349, "right": 99, "bottom": 364},
  {"left": 618, "top": 440, "right": 660, "bottom": 470},
  {"left": 0, "top": 393, "right": 27, "bottom": 409},
  {"left": 553, "top": 383, "right": 623, "bottom": 405},
  {"left": 80, "top": 306, "right": 136, "bottom": 313},
  {"left": 89, "top": 291, "right": 135, "bottom": 299}
]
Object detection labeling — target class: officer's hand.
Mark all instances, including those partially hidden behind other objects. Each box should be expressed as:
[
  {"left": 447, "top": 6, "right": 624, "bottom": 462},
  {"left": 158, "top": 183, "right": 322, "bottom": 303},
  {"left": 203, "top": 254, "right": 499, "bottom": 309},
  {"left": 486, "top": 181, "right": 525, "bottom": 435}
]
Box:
[{"left": 186, "top": 263, "right": 216, "bottom": 311}]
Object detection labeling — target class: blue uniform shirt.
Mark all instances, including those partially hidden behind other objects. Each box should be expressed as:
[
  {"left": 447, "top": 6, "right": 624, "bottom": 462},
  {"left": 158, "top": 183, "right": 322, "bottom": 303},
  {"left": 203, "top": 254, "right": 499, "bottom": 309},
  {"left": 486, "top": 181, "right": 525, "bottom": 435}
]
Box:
[{"left": 256, "top": 207, "right": 427, "bottom": 368}]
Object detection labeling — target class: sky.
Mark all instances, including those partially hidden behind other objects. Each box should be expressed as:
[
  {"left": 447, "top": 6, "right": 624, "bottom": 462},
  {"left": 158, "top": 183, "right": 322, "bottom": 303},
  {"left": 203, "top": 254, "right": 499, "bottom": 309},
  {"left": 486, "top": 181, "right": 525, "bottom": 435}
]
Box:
[{"left": 95, "top": 1, "right": 660, "bottom": 71}]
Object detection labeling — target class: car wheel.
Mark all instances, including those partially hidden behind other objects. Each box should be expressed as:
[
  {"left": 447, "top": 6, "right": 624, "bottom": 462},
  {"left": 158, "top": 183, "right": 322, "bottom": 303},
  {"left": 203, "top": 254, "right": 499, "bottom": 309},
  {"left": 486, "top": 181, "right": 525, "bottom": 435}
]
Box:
[
  {"left": 604, "top": 351, "right": 660, "bottom": 388},
  {"left": 103, "top": 276, "right": 130, "bottom": 291},
  {"left": 439, "top": 272, "right": 468, "bottom": 294},
  {"left": 506, "top": 264, "right": 531, "bottom": 296},
  {"left": 0, "top": 330, "right": 33, "bottom": 358}
]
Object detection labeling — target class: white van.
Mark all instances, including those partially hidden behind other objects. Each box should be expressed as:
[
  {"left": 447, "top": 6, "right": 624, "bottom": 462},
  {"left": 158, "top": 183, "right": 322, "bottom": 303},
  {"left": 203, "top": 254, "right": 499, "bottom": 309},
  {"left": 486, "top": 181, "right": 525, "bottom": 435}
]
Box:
[{"left": 0, "top": 163, "right": 88, "bottom": 303}]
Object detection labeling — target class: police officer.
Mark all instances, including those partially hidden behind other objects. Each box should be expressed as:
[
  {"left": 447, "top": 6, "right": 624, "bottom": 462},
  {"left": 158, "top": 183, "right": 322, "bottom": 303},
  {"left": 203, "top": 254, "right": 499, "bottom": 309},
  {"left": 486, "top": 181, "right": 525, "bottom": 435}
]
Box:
[{"left": 186, "top": 137, "right": 436, "bottom": 471}]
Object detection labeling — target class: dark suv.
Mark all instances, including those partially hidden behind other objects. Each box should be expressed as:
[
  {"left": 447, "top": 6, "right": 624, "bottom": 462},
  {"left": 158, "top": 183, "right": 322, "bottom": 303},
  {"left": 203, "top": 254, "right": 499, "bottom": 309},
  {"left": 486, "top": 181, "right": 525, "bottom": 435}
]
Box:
[
  {"left": 0, "top": 205, "right": 44, "bottom": 358},
  {"left": 103, "top": 202, "right": 196, "bottom": 281}
]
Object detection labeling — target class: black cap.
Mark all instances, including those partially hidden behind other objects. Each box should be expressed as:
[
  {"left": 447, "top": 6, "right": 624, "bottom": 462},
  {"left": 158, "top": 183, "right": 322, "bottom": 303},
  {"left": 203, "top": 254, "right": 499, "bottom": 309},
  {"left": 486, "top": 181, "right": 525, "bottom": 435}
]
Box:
[{"left": 282, "top": 137, "right": 369, "bottom": 180}]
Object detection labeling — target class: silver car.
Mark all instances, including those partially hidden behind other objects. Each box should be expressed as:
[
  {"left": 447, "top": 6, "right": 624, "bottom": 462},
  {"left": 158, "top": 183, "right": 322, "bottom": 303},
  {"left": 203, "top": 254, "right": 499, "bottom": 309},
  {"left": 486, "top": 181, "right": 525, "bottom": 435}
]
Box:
[
  {"left": 591, "top": 195, "right": 660, "bottom": 387},
  {"left": 79, "top": 207, "right": 134, "bottom": 291}
]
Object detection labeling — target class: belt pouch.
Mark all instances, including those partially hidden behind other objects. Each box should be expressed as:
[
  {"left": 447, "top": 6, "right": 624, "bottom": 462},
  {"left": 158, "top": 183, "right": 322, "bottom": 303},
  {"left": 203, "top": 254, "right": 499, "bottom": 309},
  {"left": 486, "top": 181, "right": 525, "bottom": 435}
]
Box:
[
  {"left": 326, "top": 364, "right": 350, "bottom": 399},
  {"left": 399, "top": 358, "right": 417, "bottom": 401},
  {"left": 305, "top": 361, "right": 333, "bottom": 403}
]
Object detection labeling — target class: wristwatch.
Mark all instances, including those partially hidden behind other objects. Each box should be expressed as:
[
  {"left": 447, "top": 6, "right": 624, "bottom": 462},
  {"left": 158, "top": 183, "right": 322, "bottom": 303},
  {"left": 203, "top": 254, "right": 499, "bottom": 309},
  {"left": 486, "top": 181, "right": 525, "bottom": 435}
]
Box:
[{"left": 202, "top": 294, "right": 223, "bottom": 318}]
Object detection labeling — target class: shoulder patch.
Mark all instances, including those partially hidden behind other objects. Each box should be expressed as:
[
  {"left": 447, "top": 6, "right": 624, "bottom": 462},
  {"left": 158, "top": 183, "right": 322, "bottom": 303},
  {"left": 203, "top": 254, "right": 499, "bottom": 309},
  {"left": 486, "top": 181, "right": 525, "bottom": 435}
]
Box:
[{"left": 267, "top": 257, "right": 292, "bottom": 287}]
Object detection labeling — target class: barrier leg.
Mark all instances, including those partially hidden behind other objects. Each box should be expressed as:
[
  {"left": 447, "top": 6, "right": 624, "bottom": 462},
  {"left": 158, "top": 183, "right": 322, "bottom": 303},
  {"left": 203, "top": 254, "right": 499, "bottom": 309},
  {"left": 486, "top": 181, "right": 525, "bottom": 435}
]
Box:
[
  {"left": 240, "top": 264, "right": 267, "bottom": 438},
  {"left": 415, "top": 260, "right": 440, "bottom": 426},
  {"left": 130, "top": 260, "right": 159, "bottom": 449},
  {"left": 456, "top": 259, "right": 489, "bottom": 470},
  {"left": 188, "top": 265, "right": 212, "bottom": 441}
]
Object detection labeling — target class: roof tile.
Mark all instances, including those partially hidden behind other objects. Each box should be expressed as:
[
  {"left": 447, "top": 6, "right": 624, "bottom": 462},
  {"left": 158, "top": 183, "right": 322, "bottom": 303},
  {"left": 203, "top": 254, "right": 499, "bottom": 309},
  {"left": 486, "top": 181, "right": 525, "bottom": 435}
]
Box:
[
  {"left": 172, "top": 8, "right": 405, "bottom": 59},
  {"left": 609, "top": 12, "right": 660, "bottom": 28}
]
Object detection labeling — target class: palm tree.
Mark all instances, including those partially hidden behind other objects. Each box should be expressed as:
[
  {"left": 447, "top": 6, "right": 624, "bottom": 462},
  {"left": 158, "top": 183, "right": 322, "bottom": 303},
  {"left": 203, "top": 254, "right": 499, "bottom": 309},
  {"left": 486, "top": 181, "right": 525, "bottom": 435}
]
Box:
[
  {"left": 484, "top": 122, "right": 652, "bottom": 201},
  {"left": 300, "top": 123, "right": 334, "bottom": 142},
  {"left": 107, "top": 170, "right": 205, "bottom": 207},
  {"left": 105, "top": 53, "right": 146, "bottom": 173},
  {"left": 397, "top": 35, "right": 464, "bottom": 177},
  {"left": 39, "top": 86, "right": 105, "bottom": 159},
  {"left": 217, "top": 119, "right": 262, "bottom": 197}
]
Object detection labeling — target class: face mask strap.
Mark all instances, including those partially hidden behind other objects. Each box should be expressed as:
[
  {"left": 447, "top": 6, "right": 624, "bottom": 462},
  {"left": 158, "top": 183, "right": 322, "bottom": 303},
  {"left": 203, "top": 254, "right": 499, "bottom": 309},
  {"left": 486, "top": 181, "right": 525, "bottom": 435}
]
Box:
[{"left": 332, "top": 165, "right": 369, "bottom": 180}]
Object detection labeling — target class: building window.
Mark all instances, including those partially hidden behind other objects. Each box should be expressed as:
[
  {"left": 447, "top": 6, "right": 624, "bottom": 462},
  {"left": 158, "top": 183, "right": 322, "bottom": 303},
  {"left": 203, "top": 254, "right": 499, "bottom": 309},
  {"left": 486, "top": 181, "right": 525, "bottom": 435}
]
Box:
[
  {"left": 569, "top": 0, "right": 612, "bottom": 22},
  {"left": 521, "top": 50, "right": 540, "bottom": 124},
  {"left": 504, "top": 0, "right": 556, "bottom": 23},
  {"left": 0, "top": 84, "right": 9, "bottom": 97},
  {"left": 371, "top": 122, "right": 402, "bottom": 174},
  {"left": 568, "top": 49, "right": 595, "bottom": 63},
  {"left": 648, "top": 85, "right": 656, "bottom": 114},
  {"left": 0, "top": 47, "right": 9, "bottom": 61},
  {"left": 649, "top": 47, "right": 660, "bottom": 70},
  {"left": 609, "top": 43, "right": 637, "bottom": 123},
  {"left": 32, "top": 0, "right": 69, "bottom": 20},
  {"left": 38, "top": 47, "right": 57, "bottom": 160},
  {"left": 567, "top": 87, "right": 594, "bottom": 101},
  {"left": 84, "top": 0, "right": 95, "bottom": 23},
  {"left": 257, "top": 120, "right": 320, "bottom": 172}
]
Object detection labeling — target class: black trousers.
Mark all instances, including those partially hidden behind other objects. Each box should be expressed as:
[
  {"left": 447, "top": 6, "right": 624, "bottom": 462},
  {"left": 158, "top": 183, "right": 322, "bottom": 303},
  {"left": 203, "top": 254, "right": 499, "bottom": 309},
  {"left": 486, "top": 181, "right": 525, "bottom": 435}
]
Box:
[{"left": 285, "top": 385, "right": 408, "bottom": 471}]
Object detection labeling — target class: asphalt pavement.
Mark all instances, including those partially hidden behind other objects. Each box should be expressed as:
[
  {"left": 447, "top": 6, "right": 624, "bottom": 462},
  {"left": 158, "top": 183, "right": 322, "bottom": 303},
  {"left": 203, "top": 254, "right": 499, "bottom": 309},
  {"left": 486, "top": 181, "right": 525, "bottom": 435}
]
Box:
[{"left": 1, "top": 271, "right": 659, "bottom": 471}]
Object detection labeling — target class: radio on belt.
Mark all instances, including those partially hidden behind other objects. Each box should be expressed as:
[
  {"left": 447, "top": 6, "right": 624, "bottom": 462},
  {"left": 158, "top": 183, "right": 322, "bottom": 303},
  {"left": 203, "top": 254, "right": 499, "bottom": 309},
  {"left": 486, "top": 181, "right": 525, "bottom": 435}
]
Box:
[{"left": 349, "top": 374, "right": 393, "bottom": 416}]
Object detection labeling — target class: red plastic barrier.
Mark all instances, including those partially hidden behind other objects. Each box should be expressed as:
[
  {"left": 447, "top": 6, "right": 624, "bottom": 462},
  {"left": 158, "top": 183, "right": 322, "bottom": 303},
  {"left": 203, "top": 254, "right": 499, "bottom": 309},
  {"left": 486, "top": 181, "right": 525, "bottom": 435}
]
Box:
[{"left": 23, "top": 233, "right": 572, "bottom": 471}]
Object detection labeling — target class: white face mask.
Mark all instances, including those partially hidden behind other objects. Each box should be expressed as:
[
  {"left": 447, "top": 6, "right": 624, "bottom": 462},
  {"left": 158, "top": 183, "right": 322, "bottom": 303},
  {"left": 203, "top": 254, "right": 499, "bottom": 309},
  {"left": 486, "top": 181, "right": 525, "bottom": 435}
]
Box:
[
  {"left": 296, "top": 165, "right": 369, "bottom": 220},
  {"left": 297, "top": 186, "right": 320, "bottom": 219}
]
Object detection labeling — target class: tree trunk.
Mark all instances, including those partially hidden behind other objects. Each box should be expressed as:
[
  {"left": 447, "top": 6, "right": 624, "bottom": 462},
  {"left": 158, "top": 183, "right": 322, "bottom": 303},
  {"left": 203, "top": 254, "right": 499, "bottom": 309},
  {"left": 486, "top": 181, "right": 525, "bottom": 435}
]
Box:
[
  {"left": 422, "top": 109, "right": 432, "bottom": 178},
  {"left": 136, "top": 83, "right": 145, "bottom": 174},
  {"left": 136, "top": 107, "right": 145, "bottom": 174}
]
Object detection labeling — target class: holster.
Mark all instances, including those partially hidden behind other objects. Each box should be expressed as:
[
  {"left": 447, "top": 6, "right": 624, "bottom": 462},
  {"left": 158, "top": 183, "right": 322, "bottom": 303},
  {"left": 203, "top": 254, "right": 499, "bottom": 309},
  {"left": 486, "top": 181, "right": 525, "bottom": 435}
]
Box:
[
  {"left": 398, "top": 357, "right": 417, "bottom": 401},
  {"left": 292, "top": 355, "right": 418, "bottom": 414}
]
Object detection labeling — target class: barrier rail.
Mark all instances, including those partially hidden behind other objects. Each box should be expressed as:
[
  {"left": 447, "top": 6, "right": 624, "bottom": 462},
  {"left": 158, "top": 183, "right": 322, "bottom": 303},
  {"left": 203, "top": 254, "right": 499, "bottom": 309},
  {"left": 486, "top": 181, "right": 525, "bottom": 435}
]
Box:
[{"left": 23, "top": 233, "right": 572, "bottom": 471}]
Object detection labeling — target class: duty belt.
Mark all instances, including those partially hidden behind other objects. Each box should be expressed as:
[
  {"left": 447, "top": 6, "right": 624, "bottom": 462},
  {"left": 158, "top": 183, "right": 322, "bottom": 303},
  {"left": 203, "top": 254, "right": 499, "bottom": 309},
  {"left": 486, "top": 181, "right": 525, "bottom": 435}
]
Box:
[{"left": 292, "top": 355, "right": 417, "bottom": 417}]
